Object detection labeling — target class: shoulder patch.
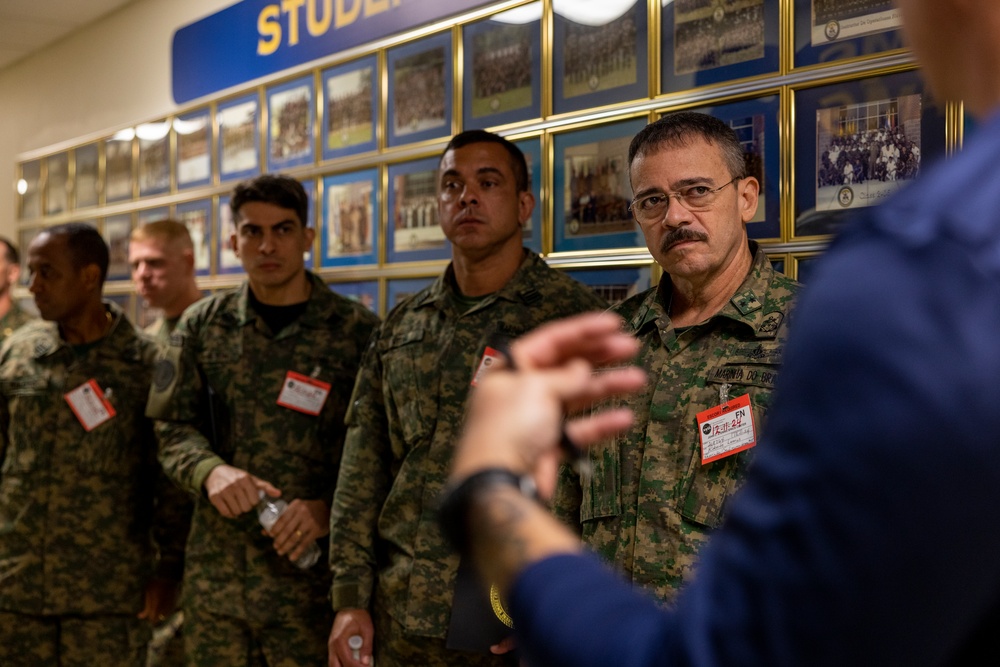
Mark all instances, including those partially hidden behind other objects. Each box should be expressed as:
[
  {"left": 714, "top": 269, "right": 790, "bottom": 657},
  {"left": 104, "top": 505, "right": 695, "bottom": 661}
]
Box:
[
  {"left": 756, "top": 311, "right": 784, "bottom": 336},
  {"left": 732, "top": 289, "right": 763, "bottom": 315},
  {"left": 153, "top": 359, "right": 177, "bottom": 392}
]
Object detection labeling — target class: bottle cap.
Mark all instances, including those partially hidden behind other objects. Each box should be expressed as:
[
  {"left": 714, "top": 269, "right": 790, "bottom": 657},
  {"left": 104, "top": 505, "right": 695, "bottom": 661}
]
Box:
[{"left": 348, "top": 635, "right": 363, "bottom": 650}]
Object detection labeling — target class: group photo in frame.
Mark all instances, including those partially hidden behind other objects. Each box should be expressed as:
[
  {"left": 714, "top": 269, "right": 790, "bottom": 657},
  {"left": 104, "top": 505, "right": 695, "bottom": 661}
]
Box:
[
  {"left": 794, "top": 0, "right": 905, "bottom": 69},
  {"left": 74, "top": 143, "right": 100, "bottom": 210},
  {"left": 563, "top": 264, "right": 654, "bottom": 306},
  {"left": 387, "top": 156, "right": 450, "bottom": 263},
  {"left": 661, "top": 0, "right": 779, "bottom": 94},
  {"left": 218, "top": 94, "right": 260, "bottom": 182},
  {"left": 794, "top": 68, "right": 945, "bottom": 239},
  {"left": 137, "top": 207, "right": 170, "bottom": 225},
  {"left": 267, "top": 75, "right": 315, "bottom": 172},
  {"left": 462, "top": 3, "right": 542, "bottom": 130},
  {"left": 216, "top": 195, "right": 243, "bottom": 275},
  {"left": 18, "top": 161, "right": 41, "bottom": 220},
  {"left": 552, "top": 0, "right": 648, "bottom": 115},
  {"left": 322, "top": 55, "right": 378, "bottom": 161},
  {"left": 387, "top": 33, "right": 453, "bottom": 147},
  {"left": 104, "top": 134, "right": 134, "bottom": 203},
  {"left": 321, "top": 169, "right": 379, "bottom": 268},
  {"left": 137, "top": 120, "right": 171, "bottom": 198},
  {"left": 174, "top": 108, "right": 212, "bottom": 190},
  {"left": 678, "top": 92, "right": 782, "bottom": 241},
  {"left": 45, "top": 152, "right": 69, "bottom": 216},
  {"left": 552, "top": 116, "right": 648, "bottom": 253},
  {"left": 175, "top": 198, "right": 212, "bottom": 276},
  {"left": 329, "top": 280, "right": 379, "bottom": 315},
  {"left": 102, "top": 214, "right": 133, "bottom": 281}
]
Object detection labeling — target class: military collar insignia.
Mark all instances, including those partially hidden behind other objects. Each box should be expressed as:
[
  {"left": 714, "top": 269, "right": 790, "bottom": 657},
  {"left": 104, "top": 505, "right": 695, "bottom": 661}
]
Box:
[{"left": 731, "top": 289, "right": 763, "bottom": 316}]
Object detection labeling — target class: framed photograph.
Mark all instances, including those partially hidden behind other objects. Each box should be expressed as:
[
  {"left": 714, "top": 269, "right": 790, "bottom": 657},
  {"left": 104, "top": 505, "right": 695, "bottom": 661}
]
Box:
[
  {"left": 321, "top": 169, "right": 379, "bottom": 268},
  {"left": 104, "top": 132, "right": 134, "bottom": 203},
  {"left": 462, "top": 3, "right": 542, "bottom": 129},
  {"left": 103, "top": 214, "right": 133, "bottom": 281},
  {"left": 511, "top": 136, "right": 542, "bottom": 253},
  {"left": 563, "top": 264, "right": 654, "bottom": 306},
  {"left": 45, "top": 152, "right": 70, "bottom": 215},
  {"left": 267, "top": 75, "right": 314, "bottom": 171},
  {"left": 137, "top": 120, "right": 171, "bottom": 197},
  {"left": 137, "top": 206, "right": 170, "bottom": 225},
  {"left": 678, "top": 93, "right": 782, "bottom": 241},
  {"left": 794, "top": 69, "right": 945, "bottom": 239},
  {"left": 662, "top": 0, "right": 779, "bottom": 94},
  {"left": 175, "top": 108, "right": 212, "bottom": 190},
  {"left": 74, "top": 143, "right": 100, "bottom": 209},
  {"left": 322, "top": 55, "right": 378, "bottom": 160},
  {"left": 794, "top": 0, "right": 905, "bottom": 69},
  {"left": 792, "top": 251, "right": 823, "bottom": 283},
  {"left": 387, "top": 32, "right": 452, "bottom": 147},
  {"left": 17, "top": 160, "right": 42, "bottom": 220},
  {"left": 328, "top": 280, "right": 379, "bottom": 316},
  {"left": 218, "top": 93, "right": 260, "bottom": 182},
  {"left": 387, "top": 276, "right": 436, "bottom": 311},
  {"left": 552, "top": 1, "right": 648, "bottom": 115},
  {"left": 175, "top": 199, "right": 212, "bottom": 276},
  {"left": 217, "top": 195, "right": 243, "bottom": 275},
  {"left": 552, "top": 116, "right": 648, "bottom": 253},
  {"left": 387, "top": 156, "right": 450, "bottom": 263}
]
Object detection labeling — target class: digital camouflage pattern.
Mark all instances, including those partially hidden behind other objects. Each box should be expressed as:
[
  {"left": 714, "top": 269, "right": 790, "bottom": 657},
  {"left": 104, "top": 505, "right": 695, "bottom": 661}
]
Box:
[
  {"left": 147, "top": 273, "right": 378, "bottom": 636},
  {"left": 552, "top": 243, "right": 800, "bottom": 604},
  {"left": 329, "top": 250, "right": 608, "bottom": 647},
  {"left": 0, "top": 303, "right": 188, "bottom": 617},
  {"left": 0, "top": 301, "right": 34, "bottom": 343},
  {"left": 0, "top": 610, "right": 150, "bottom": 667}
]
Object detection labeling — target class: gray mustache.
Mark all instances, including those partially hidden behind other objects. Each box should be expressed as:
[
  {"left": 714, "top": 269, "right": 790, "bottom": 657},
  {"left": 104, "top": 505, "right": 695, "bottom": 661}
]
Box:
[{"left": 659, "top": 228, "right": 708, "bottom": 253}]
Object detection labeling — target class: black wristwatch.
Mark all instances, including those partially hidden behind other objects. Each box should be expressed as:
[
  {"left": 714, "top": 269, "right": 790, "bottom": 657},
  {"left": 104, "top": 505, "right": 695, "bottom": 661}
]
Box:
[{"left": 437, "top": 468, "right": 538, "bottom": 554}]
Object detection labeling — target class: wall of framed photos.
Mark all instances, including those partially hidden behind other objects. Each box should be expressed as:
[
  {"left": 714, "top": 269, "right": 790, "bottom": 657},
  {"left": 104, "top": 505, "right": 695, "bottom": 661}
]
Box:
[{"left": 11, "top": 0, "right": 968, "bottom": 324}]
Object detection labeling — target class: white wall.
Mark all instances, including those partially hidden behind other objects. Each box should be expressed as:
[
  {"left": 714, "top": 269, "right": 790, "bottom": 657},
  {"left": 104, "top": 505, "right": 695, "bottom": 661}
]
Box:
[{"left": 0, "top": 0, "right": 236, "bottom": 240}]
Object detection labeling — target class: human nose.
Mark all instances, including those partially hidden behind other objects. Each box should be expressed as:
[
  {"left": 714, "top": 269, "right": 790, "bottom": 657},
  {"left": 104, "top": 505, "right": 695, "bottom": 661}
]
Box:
[
  {"left": 660, "top": 193, "right": 694, "bottom": 226},
  {"left": 28, "top": 273, "right": 41, "bottom": 294},
  {"left": 458, "top": 182, "right": 479, "bottom": 206},
  {"left": 258, "top": 230, "right": 275, "bottom": 253}
]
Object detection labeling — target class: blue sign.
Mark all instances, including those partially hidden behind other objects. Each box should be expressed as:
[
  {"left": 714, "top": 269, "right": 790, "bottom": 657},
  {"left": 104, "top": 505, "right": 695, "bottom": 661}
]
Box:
[{"left": 172, "top": 0, "right": 495, "bottom": 104}]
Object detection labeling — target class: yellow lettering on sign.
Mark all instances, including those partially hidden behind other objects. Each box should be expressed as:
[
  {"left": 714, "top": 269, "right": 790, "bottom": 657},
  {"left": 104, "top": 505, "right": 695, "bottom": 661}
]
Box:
[
  {"left": 364, "top": 0, "right": 390, "bottom": 16},
  {"left": 308, "top": 0, "right": 333, "bottom": 36},
  {"left": 257, "top": 4, "right": 282, "bottom": 56},
  {"left": 336, "top": 0, "right": 361, "bottom": 28},
  {"left": 282, "top": 0, "right": 305, "bottom": 46}
]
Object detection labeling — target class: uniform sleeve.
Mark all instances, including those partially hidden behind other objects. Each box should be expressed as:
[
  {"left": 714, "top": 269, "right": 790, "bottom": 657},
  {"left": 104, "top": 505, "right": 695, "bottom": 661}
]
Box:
[
  {"left": 146, "top": 315, "right": 225, "bottom": 495},
  {"left": 149, "top": 439, "right": 193, "bottom": 581},
  {"left": 328, "top": 332, "right": 392, "bottom": 612}
]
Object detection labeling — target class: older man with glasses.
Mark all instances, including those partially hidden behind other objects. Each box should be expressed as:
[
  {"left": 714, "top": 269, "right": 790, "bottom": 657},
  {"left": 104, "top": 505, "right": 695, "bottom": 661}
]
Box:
[{"left": 552, "top": 111, "right": 801, "bottom": 605}]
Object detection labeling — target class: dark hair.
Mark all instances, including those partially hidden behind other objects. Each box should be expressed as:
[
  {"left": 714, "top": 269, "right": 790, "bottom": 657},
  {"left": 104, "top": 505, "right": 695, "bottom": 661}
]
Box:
[
  {"left": 0, "top": 237, "right": 19, "bottom": 264},
  {"left": 44, "top": 222, "right": 109, "bottom": 285},
  {"left": 230, "top": 174, "right": 309, "bottom": 228},
  {"left": 628, "top": 112, "right": 747, "bottom": 180},
  {"left": 440, "top": 130, "right": 530, "bottom": 192}
]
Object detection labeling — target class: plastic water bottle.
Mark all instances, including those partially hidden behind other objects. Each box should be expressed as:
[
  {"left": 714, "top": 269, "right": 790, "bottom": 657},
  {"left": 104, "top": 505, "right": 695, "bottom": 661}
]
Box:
[{"left": 257, "top": 491, "right": 322, "bottom": 569}]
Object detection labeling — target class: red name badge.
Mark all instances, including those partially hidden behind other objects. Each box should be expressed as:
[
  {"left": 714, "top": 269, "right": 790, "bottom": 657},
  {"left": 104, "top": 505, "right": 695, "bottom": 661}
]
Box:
[
  {"left": 277, "top": 371, "right": 331, "bottom": 416},
  {"left": 696, "top": 393, "right": 756, "bottom": 464},
  {"left": 65, "top": 379, "right": 117, "bottom": 431},
  {"left": 471, "top": 346, "right": 504, "bottom": 387}
]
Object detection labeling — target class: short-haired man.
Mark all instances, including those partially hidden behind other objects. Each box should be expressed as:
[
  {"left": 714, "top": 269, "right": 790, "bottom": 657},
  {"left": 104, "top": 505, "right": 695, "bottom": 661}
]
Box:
[
  {"left": 553, "top": 112, "right": 800, "bottom": 603},
  {"left": 0, "top": 223, "right": 188, "bottom": 666},
  {"left": 327, "top": 130, "right": 608, "bottom": 667},
  {"left": 147, "top": 175, "right": 379, "bottom": 665},
  {"left": 129, "top": 220, "right": 204, "bottom": 342},
  {"left": 0, "top": 236, "right": 33, "bottom": 342}
]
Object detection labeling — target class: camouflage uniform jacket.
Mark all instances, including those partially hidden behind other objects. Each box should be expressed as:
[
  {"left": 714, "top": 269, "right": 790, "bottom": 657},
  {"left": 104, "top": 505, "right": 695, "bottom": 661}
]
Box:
[
  {"left": 148, "top": 272, "right": 379, "bottom": 623},
  {"left": 0, "top": 301, "right": 34, "bottom": 343},
  {"left": 552, "top": 242, "right": 800, "bottom": 604},
  {"left": 0, "top": 303, "right": 189, "bottom": 615},
  {"left": 329, "top": 250, "right": 608, "bottom": 638}
]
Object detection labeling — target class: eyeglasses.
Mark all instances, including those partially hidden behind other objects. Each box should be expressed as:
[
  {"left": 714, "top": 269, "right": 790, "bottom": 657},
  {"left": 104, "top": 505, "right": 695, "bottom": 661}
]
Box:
[{"left": 628, "top": 177, "right": 740, "bottom": 225}]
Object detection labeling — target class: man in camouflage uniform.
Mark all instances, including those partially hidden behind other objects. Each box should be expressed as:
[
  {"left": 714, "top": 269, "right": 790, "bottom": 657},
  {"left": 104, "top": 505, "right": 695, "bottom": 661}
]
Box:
[
  {"left": 552, "top": 112, "right": 800, "bottom": 604},
  {"left": 0, "top": 236, "right": 33, "bottom": 342},
  {"left": 147, "top": 175, "right": 379, "bottom": 665},
  {"left": 327, "top": 130, "right": 608, "bottom": 667},
  {"left": 0, "top": 223, "right": 188, "bottom": 666},
  {"left": 130, "top": 219, "right": 205, "bottom": 343}
]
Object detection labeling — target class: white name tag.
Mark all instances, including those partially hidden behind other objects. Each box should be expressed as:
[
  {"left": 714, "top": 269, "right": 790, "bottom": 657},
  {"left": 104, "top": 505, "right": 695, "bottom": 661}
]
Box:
[
  {"left": 277, "top": 371, "right": 331, "bottom": 416},
  {"left": 471, "top": 346, "right": 504, "bottom": 387},
  {"left": 64, "top": 379, "right": 116, "bottom": 431}
]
